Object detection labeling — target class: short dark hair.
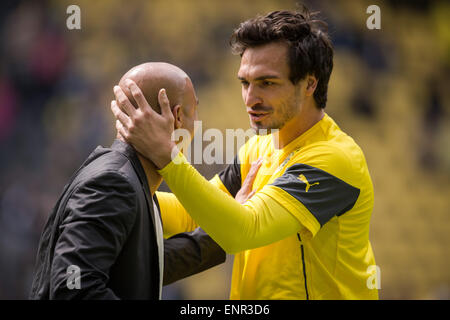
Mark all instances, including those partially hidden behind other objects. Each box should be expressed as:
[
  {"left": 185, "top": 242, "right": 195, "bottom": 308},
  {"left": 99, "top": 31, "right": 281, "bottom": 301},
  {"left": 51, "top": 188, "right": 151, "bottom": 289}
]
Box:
[{"left": 230, "top": 7, "right": 333, "bottom": 109}]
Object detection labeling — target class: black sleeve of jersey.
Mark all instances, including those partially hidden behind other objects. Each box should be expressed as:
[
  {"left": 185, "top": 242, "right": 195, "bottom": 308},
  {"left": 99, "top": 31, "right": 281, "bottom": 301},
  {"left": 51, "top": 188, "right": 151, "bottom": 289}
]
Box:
[
  {"left": 270, "top": 163, "right": 360, "bottom": 227},
  {"left": 217, "top": 155, "right": 242, "bottom": 198}
]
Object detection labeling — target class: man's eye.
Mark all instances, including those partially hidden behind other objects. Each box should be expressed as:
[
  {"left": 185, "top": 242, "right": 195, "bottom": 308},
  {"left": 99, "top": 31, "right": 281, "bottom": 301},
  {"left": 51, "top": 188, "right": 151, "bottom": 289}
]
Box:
[
  {"left": 262, "top": 81, "right": 274, "bottom": 86},
  {"left": 241, "top": 81, "right": 249, "bottom": 87}
]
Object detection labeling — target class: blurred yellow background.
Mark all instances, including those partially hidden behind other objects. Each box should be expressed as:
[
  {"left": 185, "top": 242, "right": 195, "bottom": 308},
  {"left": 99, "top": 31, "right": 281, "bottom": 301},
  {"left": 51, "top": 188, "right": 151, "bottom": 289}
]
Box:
[{"left": 0, "top": 0, "right": 448, "bottom": 299}]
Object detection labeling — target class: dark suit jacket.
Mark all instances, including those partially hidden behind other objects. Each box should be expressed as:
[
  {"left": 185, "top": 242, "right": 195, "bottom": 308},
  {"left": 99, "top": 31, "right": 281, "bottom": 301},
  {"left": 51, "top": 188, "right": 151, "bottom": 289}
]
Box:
[{"left": 29, "top": 139, "right": 225, "bottom": 299}]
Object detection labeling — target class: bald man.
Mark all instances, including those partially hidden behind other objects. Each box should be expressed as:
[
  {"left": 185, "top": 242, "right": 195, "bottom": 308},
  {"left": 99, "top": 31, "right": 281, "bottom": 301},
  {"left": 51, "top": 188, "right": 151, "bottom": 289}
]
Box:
[{"left": 29, "top": 62, "right": 225, "bottom": 300}]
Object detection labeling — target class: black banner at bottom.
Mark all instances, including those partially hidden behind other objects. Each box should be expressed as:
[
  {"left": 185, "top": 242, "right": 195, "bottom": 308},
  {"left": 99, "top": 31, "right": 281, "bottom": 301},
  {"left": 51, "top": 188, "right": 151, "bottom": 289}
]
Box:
[{"left": 3, "top": 300, "right": 445, "bottom": 318}]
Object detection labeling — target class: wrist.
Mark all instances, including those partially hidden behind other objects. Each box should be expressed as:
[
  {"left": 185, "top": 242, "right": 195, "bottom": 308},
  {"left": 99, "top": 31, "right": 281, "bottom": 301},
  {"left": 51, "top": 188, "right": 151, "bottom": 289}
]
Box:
[
  {"left": 154, "top": 142, "right": 179, "bottom": 169},
  {"left": 157, "top": 148, "right": 187, "bottom": 178}
]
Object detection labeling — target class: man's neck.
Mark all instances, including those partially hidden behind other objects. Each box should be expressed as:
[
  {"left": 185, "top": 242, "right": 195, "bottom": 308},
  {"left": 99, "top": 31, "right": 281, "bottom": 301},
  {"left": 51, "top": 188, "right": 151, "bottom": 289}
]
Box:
[
  {"left": 137, "top": 154, "right": 163, "bottom": 196},
  {"left": 117, "top": 134, "right": 162, "bottom": 195},
  {"left": 272, "top": 105, "right": 325, "bottom": 150}
]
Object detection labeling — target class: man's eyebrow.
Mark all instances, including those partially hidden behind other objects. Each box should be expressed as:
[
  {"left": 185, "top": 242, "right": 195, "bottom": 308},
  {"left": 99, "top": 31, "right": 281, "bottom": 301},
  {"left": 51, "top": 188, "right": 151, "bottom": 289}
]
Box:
[{"left": 238, "top": 75, "right": 281, "bottom": 81}]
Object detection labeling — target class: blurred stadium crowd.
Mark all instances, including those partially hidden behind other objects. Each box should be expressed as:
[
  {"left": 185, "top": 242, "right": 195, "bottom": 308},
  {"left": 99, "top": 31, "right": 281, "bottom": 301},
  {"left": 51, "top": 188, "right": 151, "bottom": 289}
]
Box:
[{"left": 0, "top": 0, "right": 448, "bottom": 299}]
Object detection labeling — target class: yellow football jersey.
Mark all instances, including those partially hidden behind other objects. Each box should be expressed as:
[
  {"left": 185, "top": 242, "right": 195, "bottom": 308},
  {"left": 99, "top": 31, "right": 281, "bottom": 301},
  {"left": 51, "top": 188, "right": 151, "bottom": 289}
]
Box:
[{"left": 157, "top": 113, "right": 378, "bottom": 299}]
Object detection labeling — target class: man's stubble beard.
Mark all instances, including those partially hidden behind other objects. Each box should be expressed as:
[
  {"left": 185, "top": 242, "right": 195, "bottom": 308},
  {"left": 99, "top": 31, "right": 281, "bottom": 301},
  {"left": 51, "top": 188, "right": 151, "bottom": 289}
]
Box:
[{"left": 253, "top": 90, "right": 302, "bottom": 136}]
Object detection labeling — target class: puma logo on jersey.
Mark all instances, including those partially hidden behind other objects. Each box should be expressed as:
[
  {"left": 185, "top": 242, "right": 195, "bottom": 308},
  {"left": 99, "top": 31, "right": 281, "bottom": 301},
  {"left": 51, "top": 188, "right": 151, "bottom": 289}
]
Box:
[{"left": 298, "top": 174, "right": 320, "bottom": 192}]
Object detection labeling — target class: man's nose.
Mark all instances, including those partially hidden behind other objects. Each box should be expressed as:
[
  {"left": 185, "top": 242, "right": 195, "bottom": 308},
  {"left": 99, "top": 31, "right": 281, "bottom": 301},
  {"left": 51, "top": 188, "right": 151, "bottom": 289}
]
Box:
[{"left": 244, "top": 84, "right": 263, "bottom": 107}]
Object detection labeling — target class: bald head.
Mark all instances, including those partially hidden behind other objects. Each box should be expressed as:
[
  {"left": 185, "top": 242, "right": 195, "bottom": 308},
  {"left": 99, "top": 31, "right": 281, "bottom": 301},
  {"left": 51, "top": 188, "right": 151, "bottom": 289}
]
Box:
[
  {"left": 116, "top": 62, "right": 199, "bottom": 141},
  {"left": 119, "top": 62, "right": 191, "bottom": 113}
]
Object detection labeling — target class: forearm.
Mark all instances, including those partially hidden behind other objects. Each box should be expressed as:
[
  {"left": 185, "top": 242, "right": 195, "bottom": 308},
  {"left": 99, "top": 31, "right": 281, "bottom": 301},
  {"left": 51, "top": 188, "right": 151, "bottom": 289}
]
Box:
[
  {"left": 163, "top": 228, "right": 226, "bottom": 285},
  {"left": 158, "top": 152, "right": 301, "bottom": 254},
  {"left": 156, "top": 176, "right": 226, "bottom": 238}
]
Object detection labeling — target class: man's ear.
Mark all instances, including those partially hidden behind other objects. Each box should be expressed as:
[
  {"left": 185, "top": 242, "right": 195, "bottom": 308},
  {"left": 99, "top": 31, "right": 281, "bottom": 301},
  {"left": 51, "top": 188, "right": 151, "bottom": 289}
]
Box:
[
  {"left": 305, "top": 75, "right": 318, "bottom": 97},
  {"left": 172, "top": 104, "right": 182, "bottom": 129}
]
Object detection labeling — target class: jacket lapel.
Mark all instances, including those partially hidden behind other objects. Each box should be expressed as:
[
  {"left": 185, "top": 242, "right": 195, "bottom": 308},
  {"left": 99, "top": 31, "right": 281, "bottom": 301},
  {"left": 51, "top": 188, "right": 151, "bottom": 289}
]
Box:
[
  {"left": 110, "top": 140, "right": 164, "bottom": 298},
  {"left": 110, "top": 140, "right": 157, "bottom": 228}
]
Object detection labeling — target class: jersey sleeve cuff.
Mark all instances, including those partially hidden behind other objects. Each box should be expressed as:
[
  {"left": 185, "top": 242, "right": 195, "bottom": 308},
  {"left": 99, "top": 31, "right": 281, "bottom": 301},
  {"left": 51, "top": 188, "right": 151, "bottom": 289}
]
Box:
[{"left": 157, "top": 151, "right": 188, "bottom": 175}]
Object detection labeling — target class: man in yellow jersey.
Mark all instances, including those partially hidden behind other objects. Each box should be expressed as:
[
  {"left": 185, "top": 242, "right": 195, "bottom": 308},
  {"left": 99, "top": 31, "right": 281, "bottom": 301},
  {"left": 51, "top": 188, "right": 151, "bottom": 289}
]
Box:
[{"left": 111, "top": 7, "right": 378, "bottom": 300}]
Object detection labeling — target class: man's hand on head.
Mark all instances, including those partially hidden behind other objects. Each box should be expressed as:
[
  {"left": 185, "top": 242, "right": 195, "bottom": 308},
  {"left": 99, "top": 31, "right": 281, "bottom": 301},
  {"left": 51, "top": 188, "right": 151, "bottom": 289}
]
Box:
[{"left": 111, "top": 79, "right": 177, "bottom": 169}]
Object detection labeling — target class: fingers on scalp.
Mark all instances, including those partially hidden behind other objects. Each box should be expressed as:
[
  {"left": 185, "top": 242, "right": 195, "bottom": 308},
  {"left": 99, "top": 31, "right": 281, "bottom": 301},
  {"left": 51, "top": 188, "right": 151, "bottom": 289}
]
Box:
[
  {"left": 116, "top": 120, "right": 129, "bottom": 139},
  {"left": 158, "top": 88, "right": 166, "bottom": 102},
  {"left": 112, "top": 101, "right": 130, "bottom": 124},
  {"left": 127, "top": 80, "right": 144, "bottom": 100},
  {"left": 111, "top": 100, "right": 118, "bottom": 115},
  {"left": 159, "top": 88, "right": 167, "bottom": 99},
  {"left": 111, "top": 100, "right": 122, "bottom": 113},
  {"left": 114, "top": 86, "right": 130, "bottom": 110},
  {"left": 115, "top": 86, "right": 137, "bottom": 117},
  {"left": 111, "top": 100, "right": 130, "bottom": 125},
  {"left": 125, "top": 79, "right": 155, "bottom": 116},
  {"left": 113, "top": 85, "right": 124, "bottom": 100},
  {"left": 159, "top": 88, "right": 171, "bottom": 115}
]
